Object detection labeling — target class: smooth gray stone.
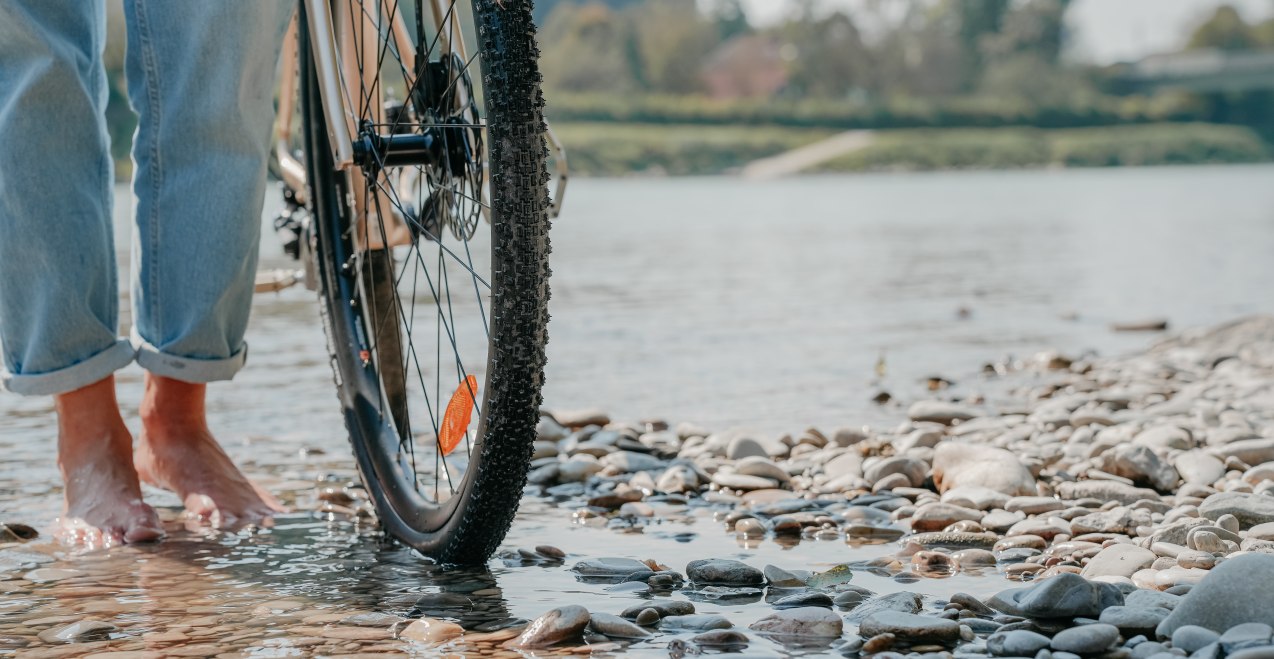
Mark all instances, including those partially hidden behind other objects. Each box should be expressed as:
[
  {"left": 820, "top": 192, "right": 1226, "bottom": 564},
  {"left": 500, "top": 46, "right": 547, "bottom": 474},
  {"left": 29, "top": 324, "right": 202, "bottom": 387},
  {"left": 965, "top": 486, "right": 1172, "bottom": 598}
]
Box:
[
  {"left": 987, "top": 630, "right": 1052, "bottom": 657},
  {"left": 1101, "top": 605, "right": 1170, "bottom": 635},
  {"left": 512, "top": 605, "right": 590, "bottom": 648},
  {"left": 773, "top": 591, "right": 833, "bottom": 609},
  {"left": 1190, "top": 642, "right": 1221, "bottom": 659},
  {"left": 1227, "top": 647, "right": 1274, "bottom": 659},
  {"left": 989, "top": 573, "right": 1125, "bottom": 619},
  {"left": 846, "top": 591, "right": 923, "bottom": 622},
  {"left": 1051, "top": 623, "right": 1120, "bottom": 655},
  {"left": 588, "top": 613, "right": 652, "bottom": 639},
  {"left": 1133, "top": 642, "right": 1169, "bottom": 659},
  {"left": 964, "top": 618, "right": 1006, "bottom": 634},
  {"left": 685, "top": 558, "right": 764, "bottom": 586},
  {"left": 1198, "top": 492, "right": 1274, "bottom": 528},
  {"left": 660, "top": 614, "right": 733, "bottom": 631},
  {"left": 1125, "top": 590, "right": 1181, "bottom": 612},
  {"left": 1221, "top": 623, "right": 1274, "bottom": 653},
  {"left": 749, "top": 607, "right": 844, "bottom": 637},
  {"left": 692, "top": 630, "right": 750, "bottom": 647},
  {"left": 620, "top": 600, "right": 694, "bottom": 619},
  {"left": 1171, "top": 626, "right": 1221, "bottom": 654},
  {"left": 1157, "top": 554, "right": 1274, "bottom": 636},
  {"left": 859, "top": 611, "right": 962, "bottom": 643},
  {"left": 571, "top": 557, "right": 650, "bottom": 577},
  {"left": 833, "top": 586, "right": 874, "bottom": 610}
]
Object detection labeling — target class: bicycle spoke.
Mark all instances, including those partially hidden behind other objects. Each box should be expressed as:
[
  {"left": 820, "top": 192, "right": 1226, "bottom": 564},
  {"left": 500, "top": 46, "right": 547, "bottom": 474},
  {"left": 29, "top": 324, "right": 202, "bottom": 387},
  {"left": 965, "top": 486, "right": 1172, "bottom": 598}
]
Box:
[{"left": 333, "top": 0, "right": 496, "bottom": 507}]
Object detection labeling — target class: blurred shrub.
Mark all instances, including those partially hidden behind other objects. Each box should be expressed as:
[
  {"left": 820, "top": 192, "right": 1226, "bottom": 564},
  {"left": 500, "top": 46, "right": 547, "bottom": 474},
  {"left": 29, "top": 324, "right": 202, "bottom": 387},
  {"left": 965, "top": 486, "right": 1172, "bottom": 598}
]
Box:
[
  {"left": 553, "top": 122, "right": 832, "bottom": 175},
  {"left": 820, "top": 123, "right": 1268, "bottom": 172},
  {"left": 551, "top": 122, "right": 1268, "bottom": 175}
]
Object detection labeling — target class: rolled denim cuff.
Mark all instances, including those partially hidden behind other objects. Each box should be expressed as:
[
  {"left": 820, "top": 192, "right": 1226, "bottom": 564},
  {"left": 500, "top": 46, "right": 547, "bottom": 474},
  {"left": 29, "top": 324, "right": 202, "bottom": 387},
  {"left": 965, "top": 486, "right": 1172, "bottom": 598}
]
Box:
[
  {"left": 1, "top": 339, "right": 136, "bottom": 396},
  {"left": 130, "top": 327, "right": 248, "bottom": 383}
]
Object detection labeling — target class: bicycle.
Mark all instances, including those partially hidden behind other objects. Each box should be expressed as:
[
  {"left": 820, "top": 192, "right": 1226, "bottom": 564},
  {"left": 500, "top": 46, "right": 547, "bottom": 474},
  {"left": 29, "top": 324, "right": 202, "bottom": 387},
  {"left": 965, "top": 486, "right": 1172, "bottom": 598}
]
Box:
[{"left": 261, "top": 0, "right": 566, "bottom": 564}]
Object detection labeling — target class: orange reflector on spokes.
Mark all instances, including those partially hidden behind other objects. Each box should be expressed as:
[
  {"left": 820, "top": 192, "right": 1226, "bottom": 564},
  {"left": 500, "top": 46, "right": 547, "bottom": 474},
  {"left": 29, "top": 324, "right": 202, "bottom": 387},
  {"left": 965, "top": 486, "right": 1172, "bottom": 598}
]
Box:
[{"left": 439, "top": 375, "right": 478, "bottom": 456}]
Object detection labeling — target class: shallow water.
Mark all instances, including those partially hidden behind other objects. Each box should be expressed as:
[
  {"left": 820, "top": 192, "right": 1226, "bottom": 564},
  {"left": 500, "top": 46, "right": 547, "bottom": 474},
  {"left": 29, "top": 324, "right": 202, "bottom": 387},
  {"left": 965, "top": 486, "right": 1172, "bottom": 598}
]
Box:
[{"left": 2, "top": 165, "right": 1274, "bottom": 656}]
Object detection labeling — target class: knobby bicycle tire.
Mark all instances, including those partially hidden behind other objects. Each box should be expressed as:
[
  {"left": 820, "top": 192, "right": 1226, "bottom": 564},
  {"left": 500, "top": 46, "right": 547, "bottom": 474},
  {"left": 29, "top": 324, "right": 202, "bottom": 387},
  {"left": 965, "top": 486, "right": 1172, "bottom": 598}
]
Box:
[{"left": 297, "top": 0, "right": 550, "bottom": 564}]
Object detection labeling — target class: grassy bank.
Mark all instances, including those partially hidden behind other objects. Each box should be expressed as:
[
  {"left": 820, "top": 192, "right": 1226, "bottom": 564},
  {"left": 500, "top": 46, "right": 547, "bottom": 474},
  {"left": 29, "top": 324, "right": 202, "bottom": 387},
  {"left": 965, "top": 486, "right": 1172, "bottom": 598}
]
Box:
[
  {"left": 821, "top": 123, "right": 1269, "bottom": 172},
  {"left": 547, "top": 92, "right": 1194, "bottom": 130},
  {"left": 552, "top": 122, "right": 835, "bottom": 176},
  {"left": 551, "top": 122, "right": 1268, "bottom": 176}
]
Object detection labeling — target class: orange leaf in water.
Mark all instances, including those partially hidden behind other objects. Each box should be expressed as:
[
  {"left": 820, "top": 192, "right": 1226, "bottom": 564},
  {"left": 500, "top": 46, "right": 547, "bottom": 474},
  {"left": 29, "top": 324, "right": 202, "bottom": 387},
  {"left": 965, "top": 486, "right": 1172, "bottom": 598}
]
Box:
[{"left": 439, "top": 375, "right": 477, "bottom": 456}]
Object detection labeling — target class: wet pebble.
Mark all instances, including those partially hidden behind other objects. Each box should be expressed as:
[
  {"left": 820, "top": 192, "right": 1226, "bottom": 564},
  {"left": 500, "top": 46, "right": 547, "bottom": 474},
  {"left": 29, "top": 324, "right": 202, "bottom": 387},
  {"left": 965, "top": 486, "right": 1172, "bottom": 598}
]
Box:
[
  {"left": 37, "top": 619, "right": 118, "bottom": 644},
  {"left": 773, "top": 591, "right": 834, "bottom": 609},
  {"left": 399, "top": 618, "right": 464, "bottom": 644},
  {"left": 859, "top": 612, "right": 961, "bottom": 644},
  {"left": 510, "top": 605, "right": 590, "bottom": 648},
  {"left": 588, "top": 613, "right": 651, "bottom": 639},
  {"left": 692, "top": 629, "right": 749, "bottom": 648},
  {"left": 686, "top": 558, "right": 763, "bottom": 586},
  {"left": 660, "top": 614, "right": 733, "bottom": 631},
  {"left": 748, "top": 607, "right": 844, "bottom": 637}
]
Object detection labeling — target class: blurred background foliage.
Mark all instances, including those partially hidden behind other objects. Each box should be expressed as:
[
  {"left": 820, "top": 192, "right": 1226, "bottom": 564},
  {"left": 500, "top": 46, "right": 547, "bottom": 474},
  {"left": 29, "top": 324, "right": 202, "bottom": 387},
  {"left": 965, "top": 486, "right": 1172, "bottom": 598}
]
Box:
[{"left": 99, "top": 1, "right": 1274, "bottom": 177}]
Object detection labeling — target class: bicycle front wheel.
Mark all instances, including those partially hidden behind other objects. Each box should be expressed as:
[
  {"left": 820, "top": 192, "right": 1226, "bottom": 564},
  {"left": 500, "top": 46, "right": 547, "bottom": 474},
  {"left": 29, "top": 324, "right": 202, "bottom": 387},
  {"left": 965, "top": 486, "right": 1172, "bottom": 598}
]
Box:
[{"left": 297, "top": 0, "right": 550, "bottom": 564}]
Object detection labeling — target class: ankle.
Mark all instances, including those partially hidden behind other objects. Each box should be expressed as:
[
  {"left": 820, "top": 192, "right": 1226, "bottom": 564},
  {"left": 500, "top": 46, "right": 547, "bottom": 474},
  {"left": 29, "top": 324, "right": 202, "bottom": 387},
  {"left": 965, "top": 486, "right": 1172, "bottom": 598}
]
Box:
[
  {"left": 54, "top": 376, "right": 133, "bottom": 477},
  {"left": 140, "top": 373, "right": 209, "bottom": 436}
]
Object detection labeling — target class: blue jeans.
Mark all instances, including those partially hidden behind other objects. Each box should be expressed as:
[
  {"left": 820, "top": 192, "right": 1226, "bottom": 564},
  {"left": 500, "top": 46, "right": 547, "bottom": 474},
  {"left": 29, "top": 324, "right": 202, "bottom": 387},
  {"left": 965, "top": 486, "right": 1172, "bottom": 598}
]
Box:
[{"left": 0, "top": 1, "right": 294, "bottom": 395}]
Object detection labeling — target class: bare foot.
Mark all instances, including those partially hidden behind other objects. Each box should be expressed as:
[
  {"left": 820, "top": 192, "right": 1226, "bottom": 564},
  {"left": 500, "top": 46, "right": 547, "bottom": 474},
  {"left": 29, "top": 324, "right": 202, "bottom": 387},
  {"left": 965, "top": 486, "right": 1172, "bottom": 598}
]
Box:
[
  {"left": 54, "top": 376, "right": 163, "bottom": 546},
  {"left": 135, "top": 374, "right": 284, "bottom": 529}
]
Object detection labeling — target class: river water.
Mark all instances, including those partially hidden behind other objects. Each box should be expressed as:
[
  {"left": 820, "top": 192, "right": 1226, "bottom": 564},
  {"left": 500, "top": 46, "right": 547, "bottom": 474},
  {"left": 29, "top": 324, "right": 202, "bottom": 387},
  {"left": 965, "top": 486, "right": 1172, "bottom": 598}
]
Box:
[{"left": 2, "top": 165, "right": 1274, "bottom": 656}]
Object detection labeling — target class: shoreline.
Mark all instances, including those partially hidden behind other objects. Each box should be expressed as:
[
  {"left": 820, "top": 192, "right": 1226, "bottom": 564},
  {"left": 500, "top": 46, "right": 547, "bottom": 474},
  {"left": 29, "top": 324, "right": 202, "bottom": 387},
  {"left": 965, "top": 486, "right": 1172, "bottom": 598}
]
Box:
[{"left": 5, "top": 316, "right": 1274, "bottom": 655}]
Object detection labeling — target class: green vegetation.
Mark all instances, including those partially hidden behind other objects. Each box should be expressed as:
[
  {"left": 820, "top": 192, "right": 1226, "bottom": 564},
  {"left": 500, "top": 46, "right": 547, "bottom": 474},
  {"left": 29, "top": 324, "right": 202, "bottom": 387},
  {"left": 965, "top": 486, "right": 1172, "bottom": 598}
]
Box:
[
  {"left": 820, "top": 124, "right": 1268, "bottom": 173},
  {"left": 552, "top": 123, "right": 1268, "bottom": 176},
  {"left": 546, "top": 92, "right": 1195, "bottom": 130},
  {"left": 553, "top": 122, "right": 833, "bottom": 176}
]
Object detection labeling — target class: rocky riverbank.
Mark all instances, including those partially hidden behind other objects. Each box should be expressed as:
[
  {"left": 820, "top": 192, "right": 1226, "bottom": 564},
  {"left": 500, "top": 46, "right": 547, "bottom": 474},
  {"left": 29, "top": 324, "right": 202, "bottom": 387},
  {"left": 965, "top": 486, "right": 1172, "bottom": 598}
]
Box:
[{"left": 6, "top": 317, "right": 1274, "bottom": 657}]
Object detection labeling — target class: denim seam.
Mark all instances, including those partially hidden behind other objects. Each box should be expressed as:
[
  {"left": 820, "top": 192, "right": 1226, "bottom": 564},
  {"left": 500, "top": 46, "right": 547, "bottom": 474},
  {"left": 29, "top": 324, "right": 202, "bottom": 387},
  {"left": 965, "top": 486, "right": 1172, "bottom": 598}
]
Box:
[{"left": 134, "top": 0, "right": 163, "bottom": 342}]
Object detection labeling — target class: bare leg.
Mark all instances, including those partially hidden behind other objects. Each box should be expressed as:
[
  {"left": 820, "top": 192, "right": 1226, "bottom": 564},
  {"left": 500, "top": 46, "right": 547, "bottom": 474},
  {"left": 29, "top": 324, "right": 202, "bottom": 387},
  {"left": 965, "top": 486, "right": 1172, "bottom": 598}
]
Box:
[
  {"left": 55, "top": 376, "right": 163, "bottom": 545},
  {"left": 134, "top": 374, "right": 284, "bottom": 528}
]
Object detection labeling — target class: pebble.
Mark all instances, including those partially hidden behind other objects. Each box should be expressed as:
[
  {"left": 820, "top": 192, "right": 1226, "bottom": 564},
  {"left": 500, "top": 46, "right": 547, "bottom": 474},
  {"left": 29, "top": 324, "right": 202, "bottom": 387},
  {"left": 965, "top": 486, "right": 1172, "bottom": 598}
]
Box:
[
  {"left": 1199, "top": 492, "right": 1274, "bottom": 528},
  {"left": 1050, "top": 623, "right": 1120, "bottom": 655},
  {"left": 1098, "top": 605, "right": 1169, "bottom": 636},
  {"left": 1172, "top": 626, "right": 1221, "bottom": 653},
  {"left": 1083, "top": 544, "right": 1157, "bottom": 579},
  {"left": 748, "top": 607, "right": 844, "bottom": 637},
  {"left": 660, "top": 614, "right": 733, "bottom": 631},
  {"left": 686, "top": 558, "right": 764, "bottom": 586},
  {"left": 988, "top": 573, "right": 1124, "bottom": 619},
  {"left": 932, "top": 443, "right": 1035, "bottom": 496},
  {"left": 399, "top": 618, "right": 463, "bottom": 644},
  {"left": 37, "top": 619, "right": 118, "bottom": 644},
  {"left": 909, "top": 401, "right": 981, "bottom": 425},
  {"left": 773, "top": 591, "right": 834, "bottom": 609},
  {"left": 1220, "top": 623, "right": 1274, "bottom": 653},
  {"left": 24, "top": 568, "right": 80, "bottom": 583},
  {"left": 570, "top": 557, "right": 649, "bottom": 577},
  {"left": 1157, "top": 553, "right": 1274, "bottom": 636},
  {"left": 987, "top": 630, "right": 1052, "bottom": 656},
  {"left": 620, "top": 601, "right": 694, "bottom": 619},
  {"left": 863, "top": 632, "right": 897, "bottom": 653},
  {"left": 692, "top": 629, "right": 749, "bottom": 647},
  {"left": 634, "top": 608, "right": 661, "bottom": 626},
  {"left": 588, "top": 613, "right": 652, "bottom": 638},
  {"left": 510, "top": 605, "right": 590, "bottom": 648},
  {"left": 859, "top": 611, "right": 961, "bottom": 644}
]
